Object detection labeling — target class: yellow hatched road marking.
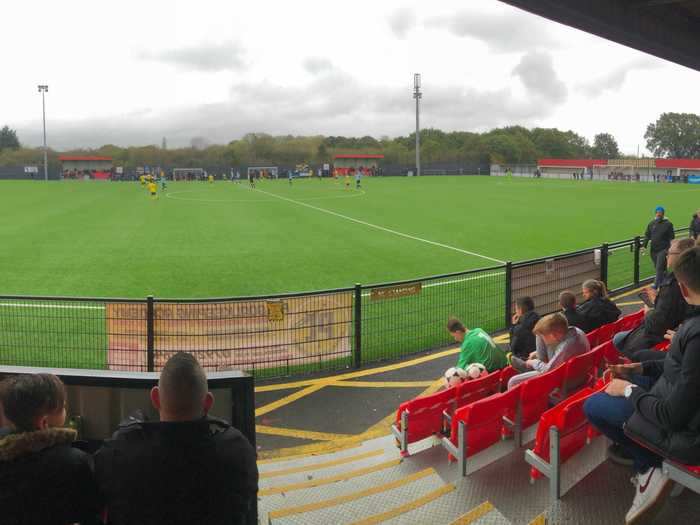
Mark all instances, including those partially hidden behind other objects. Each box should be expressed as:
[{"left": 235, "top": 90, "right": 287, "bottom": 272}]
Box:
[
  {"left": 349, "top": 483, "right": 456, "bottom": 525},
  {"left": 528, "top": 512, "right": 546, "bottom": 525},
  {"left": 267, "top": 467, "right": 436, "bottom": 519},
  {"left": 257, "top": 443, "right": 362, "bottom": 465},
  {"left": 329, "top": 380, "right": 435, "bottom": 388},
  {"left": 258, "top": 458, "right": 401, "bottom": 496},
  {"left": 449, "top": 501, "right": 495, "bottom": 524},
  {"left": 256, "top": 424, "right": 352, "bottom": 442},
  {"left": 255, "top": 383, "right": 325, "bottom": 417},
  {"left": 260, "top": 448, "right": 385, "bottom": 479},
  {"left": 617, "top": 301, "right": 643, "bottom": 307}
]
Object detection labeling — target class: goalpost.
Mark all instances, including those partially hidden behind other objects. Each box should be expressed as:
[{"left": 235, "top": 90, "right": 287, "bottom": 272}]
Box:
[
  {"left": 247, "top": 166, "right": 278, "bottom": 179},
  {"left": 173, "top": 168, "right": 206, "bottom": 181}
]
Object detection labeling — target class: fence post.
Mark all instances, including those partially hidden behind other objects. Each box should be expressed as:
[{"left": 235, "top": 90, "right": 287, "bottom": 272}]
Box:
[
  {"left": 504, "top": 262, "right": 513, "bottom": 330},
  {"left": 600, "top": 244, "right": 609, "bottom": 286},
  {"left": 353, "top": 284, "right": 362, "bottom": 369},
  {"left": 146, "top": 295, "right": 155, "bottom": 372},
  {"left": 633, "top": 236, "right": 641, "bottom": 286}
]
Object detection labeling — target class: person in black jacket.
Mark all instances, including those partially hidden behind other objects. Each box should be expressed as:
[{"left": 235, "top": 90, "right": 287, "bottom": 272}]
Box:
[
  {"left": 95, "top": 352, "right": 258, "bottom": 525},
  {"left": 576, "top": 279, "right": 621, "bottom": 333},
  {"left": 508, "top": 296, "right": 540, "bottom": 359},
  {"left": 558, "top": 291, "right": 586, "bottom": 330},
  {"left": 0, "top": 373, "right": 101, "bottom": 525},
  {"left": 643, "top": 206, "right": 675, "bottom": 288},
  {"left": 584, "top": 246, "right": 700, "bottom": 525},
  {"left": 689, "top": 210, "right": 700, "bottom": 240},
  {"left": 613, "top": 238, "right": 694, "bottom": 360}
]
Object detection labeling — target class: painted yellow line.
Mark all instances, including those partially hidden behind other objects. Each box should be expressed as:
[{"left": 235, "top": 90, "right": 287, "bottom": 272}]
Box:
[
  {"left": 268, "top": 467, "right": 436, "bottom": 519},
  {"left": 528, "top": 513, "right": 546, "bottom": 525},
  {"left": 449, "top": 501, "right": 495, "bottom": 525},
  {"left": 612, "top": 285, "right": 648, "bottom": 301},
  {"left": 329, "top": 380, "right": 435, "bottom": 388},
  {"left": 349, "top": 483, "right": 456, "bottom": 525},
  {"left": 617, "top": 301, "right": 643, "bottom": 307},
  {"left": 256, "top": 424, "right": 352, "bottom": 442},
  {"left": 257, "top": 443, "right": 362, "bottom": 465},
  {"left": 260, "top": 448, "right": 385, "bottom": 479},
  {"left": 258, "top": 458, "right": 401, "bottom": 496},
  {"left": 255, "top": 383, "right": 326, "bottom": 417}
]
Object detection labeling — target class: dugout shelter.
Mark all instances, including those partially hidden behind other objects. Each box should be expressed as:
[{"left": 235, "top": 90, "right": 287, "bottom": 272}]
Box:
[{"left": 60, "top": 155, "right": 113, "bottom": 180}]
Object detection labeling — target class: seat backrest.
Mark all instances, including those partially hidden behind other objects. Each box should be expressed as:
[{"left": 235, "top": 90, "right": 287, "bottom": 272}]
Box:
[
  {"left": 455, "top": 371, "right": 501, "bottom": 409},
  {"left": 562, "top": 349, "right": 599, "bottom": 395},
  {"left": 598, "top": 339, "right": 622, "bottom": 366},
  {"left": 517, "top": 364, "right": 567, "bottom": 429},
  {"left": 499, "top": 366, "right": 519, "bottom": 391},
  {"left": 586, "top": 327, "right": 601, "bottom": 347},
  {"left": 617, "top": 309, "right": 645, "bottom": 332},
  {"left": 451, "top": 386, "right": 521, "bottom": 457},
  {"left": 395, "top": 387, "right": 455, "bottom": 444}
]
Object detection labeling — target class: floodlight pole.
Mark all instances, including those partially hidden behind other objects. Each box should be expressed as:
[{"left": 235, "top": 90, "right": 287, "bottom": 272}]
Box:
[
  {"left": 413, "top": 73, "right": 422, "bottom": 177},
  {"left": 38, "top": 85, "right": 49, "bottom": 181}
]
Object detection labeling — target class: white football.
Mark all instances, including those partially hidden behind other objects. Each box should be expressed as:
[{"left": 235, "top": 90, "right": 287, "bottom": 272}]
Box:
[
  {"left": 466, "top": 363, "right": 487, "bottom": 380},
  {"left": 444, "top": 367, "right": 468, "bottom": 388}
]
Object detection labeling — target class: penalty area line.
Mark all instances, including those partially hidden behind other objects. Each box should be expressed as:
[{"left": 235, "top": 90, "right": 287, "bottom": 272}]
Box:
[{"left": 250, "top": 187, "right": 506, "bottom": 265}]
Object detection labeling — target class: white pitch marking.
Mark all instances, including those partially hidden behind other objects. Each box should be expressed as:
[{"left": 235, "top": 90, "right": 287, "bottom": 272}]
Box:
[
  {"left": 250, "top": 187, "right": 506, "bottom": 264},
  {"left": 0, "top": 302, "right": 106, "bottom": 310}
]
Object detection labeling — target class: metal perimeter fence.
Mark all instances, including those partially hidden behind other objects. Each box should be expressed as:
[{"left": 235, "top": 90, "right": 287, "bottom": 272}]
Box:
[{"left": 0, "top": 228, "right": 689, "bottom": 379}]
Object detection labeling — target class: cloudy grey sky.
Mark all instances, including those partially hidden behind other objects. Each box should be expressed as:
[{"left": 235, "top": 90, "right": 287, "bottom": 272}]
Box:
[{"left": 2, "top": 0, "right": 698, "bottom": 153}]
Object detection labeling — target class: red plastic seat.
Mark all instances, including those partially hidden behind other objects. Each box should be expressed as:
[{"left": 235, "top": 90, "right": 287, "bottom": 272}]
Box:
[
  {"left": 454, "top": 371, "right": 501, "bottom": 409},
  {"left": 616, "top": 309, "right": 645, "bottom": 332},
  {"left": 499, "top": 366, "right": 519, "bottom": 390},
  {"left": 504, "top": 365, "right": 566, "bottom": 434},
  {"left": 448, "top": 387, "right": 521, "bottom": 458},
  {"left": 529, "top": 386, "right": 595, "bottom": 481},
  {"left": 394, "top": 387, "right": 455, "bottom": 446},
  {"left": 560, "top": 347, "right": 602, "bottom": 396}
]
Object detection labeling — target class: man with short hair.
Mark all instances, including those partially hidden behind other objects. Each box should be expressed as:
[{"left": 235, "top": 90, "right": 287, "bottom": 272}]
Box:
[
  {"left": 507, "top": 313, "right": 590, "bottom": 389},
  {"left": 447, "top": 318, "right": 507, "bottom": 373},
  {"left": 559, "top": 291, "right": 586, "bottom": 330},
  {"left": 584, "top": 246, "right": 700, "bottom": 525},
  {"left": 614, "top": 238, "right": 694, "bottom": 360},
  {"left": 643, "top": 206, "right": 675, "bottom": 288},
  {"left": 0, "top": 373, "right": 101, "bottom": 525},
  {"left": 95, "top": 352, "right": 258, "bottom": 525}
]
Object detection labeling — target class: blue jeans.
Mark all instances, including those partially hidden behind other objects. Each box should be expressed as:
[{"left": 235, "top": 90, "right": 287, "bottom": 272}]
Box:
[
  {"left": 612, "top": 330, "right": 631, "bottom": 351},
  {"left": 583, "top": 375, "right": 661, "bottom": 473}
]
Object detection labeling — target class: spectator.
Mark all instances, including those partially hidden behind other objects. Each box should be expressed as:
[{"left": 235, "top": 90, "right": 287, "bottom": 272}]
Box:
[
  {"left": 643, "top": 206, "right": 675, "bottom": 288},
  {"left": 507, "top": 313, "right": 590, "bottom": 389},
  {"left": 576, "top": 279, "right": 621, "bottom": 332},
  {"left": 559, "top": 291, "right": 586, "bottom": 330},
  {"left": 584, "top": 246, "right": 700, "bottom": 525},
  {"left": 613, "top": 238, "right": 694, "bottom": 360},
  {"left": 0, "top": 373, "right": 101, "bottom": 525},
  {"left": 95, "top": 352, "right": 258, "bottom": 525},
  {"left": 690, "top": 210, "right": 700, "bottom": 240},
  {"left": 508, "top": 296, "right": 541, "bottom": 360},
  {"left": 447, "top": 318, "right": 508, "bottom": 373}
]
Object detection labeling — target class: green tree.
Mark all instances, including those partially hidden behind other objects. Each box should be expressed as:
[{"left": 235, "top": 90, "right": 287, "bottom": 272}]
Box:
[
  {"left": 0, "top": 126, "right": 20, "bottom": 150},
  {"left": 591, "top": 133, "right": 620, "bottom": 159},
  {"left": 644, "top": 112, "right": 700, "bottom": 158}
]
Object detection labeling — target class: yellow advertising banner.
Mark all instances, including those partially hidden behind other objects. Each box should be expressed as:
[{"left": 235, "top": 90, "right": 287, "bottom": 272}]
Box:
[
  {"left": 107, "top": 293, "right": 352, "bottom": 371},
  {"left": 370, "top": 283, "right": 422, "bottom": 301}
]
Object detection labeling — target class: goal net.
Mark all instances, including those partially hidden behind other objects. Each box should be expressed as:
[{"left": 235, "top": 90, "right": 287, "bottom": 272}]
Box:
[
  {"left": 173, "top": 168, "right": 206, "bottom": 181},
  {"left": 247, "top": 166, "right": 278, "bottom": 179}
]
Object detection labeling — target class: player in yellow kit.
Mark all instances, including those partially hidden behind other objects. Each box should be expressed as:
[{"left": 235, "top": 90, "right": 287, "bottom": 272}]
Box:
[
  {"left": 139, "top": 175, "right": 145, "bottom": 186},
  {"left": 208, "top": 174, "right": 214, "bottom": 183},
  {"left": 147, "top": 180, "right": 158, "bottom": 199}
]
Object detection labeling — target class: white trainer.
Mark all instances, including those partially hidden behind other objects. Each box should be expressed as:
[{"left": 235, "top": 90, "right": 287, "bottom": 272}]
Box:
[{"left": 625, "top": 466, "right": 673, "bottom": 524}]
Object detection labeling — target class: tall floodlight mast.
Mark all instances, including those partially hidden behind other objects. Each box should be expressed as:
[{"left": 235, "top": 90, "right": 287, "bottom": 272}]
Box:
[
  {"left": 38, "top": 84, "right": 49, "bottom": 181},
  {"left": 413, "top": 73, "right": 422, "bottom": 177}
]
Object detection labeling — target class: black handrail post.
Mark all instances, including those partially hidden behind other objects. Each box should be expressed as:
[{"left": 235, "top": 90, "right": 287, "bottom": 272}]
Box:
[
  {"left": 504, "top": 262, "right": 513, "bottom": 330},
  {"left": 147, "top": 295, "right": 155, "bottom": 372},
  {"left": 600, "top": 244, "right": 609, "bottom": 286},
  {"left": 353, "top": 284, "right": 362, "bottom": 369},
  {"left": 633, "top": 236, "right": 641, "bottom": 286}
]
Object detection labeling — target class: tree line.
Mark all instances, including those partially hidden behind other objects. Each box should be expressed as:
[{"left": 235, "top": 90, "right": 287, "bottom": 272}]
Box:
[{"left": 1, "top": 113, "right": 698, "bottom": 170}]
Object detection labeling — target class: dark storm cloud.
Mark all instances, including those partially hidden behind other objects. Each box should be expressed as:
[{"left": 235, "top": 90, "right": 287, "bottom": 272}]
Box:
[
  {"left": 302, "top": 57, "right": 334, "bottom": 75},
  {"left": 387, "top": 7, "right": 417, "bottom": 39},
  {"left": 577, "top": 57, "right": 662, "bottom": 97},
  {"left": 425, "top": 9, "right": 557, "bottom": 52},
  {"left": 139, "top": 42, "right": 246, "bottom": 72},
  {"left": 512, "top": 51, "right": 567, "bottom": 104}
]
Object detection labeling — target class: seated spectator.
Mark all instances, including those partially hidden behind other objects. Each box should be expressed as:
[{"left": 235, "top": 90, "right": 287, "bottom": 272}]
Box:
[
  {"left": 95, "top": 352, "right": 258, "bottom": 525},
  {"left": 507, "top": 313, "right": 590, "bottom": 390},
  {"left": 508, "top": 296, "right": 541, "bottom": 360},
  {"left": 447, "top": 317, "right": 508, "bottom": 373},
  {"left": 690, "top": 210, "right": 700, "bottom": 240},
  {"left": 559, "top": 291, "right": 586, "bottom": 330},
  {"left": 583, "top": 246, "right": 700, "bottom": 525},
  {"left": 0, "top": 373, "right": 101, "bottom": 525},
  {"left": 576, "top": 279, "right": 621, "bottom": 332},
  {"left": 613, "top": 238, "right": 694, "bottom": 360}
]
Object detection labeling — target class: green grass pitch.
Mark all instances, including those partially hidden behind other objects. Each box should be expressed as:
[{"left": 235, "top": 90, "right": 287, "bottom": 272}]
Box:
[{"left": 0, "top": 176, "right": 696, "bottom": 374}]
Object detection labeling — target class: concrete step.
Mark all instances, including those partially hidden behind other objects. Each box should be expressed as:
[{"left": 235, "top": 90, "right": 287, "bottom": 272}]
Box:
[{"left": 379, "top": 496, "right": 512, "bottom": 525}]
